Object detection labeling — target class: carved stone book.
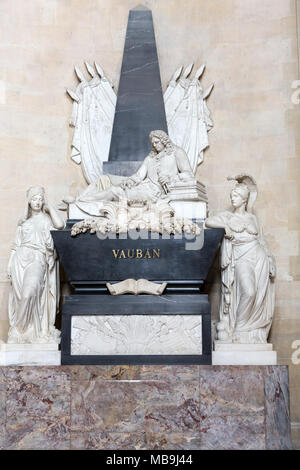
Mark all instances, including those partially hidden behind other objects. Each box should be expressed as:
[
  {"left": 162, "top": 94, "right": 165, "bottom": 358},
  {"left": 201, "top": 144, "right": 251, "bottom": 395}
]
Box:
[{"left": 106, "top": 279, "right": 167, "bottom": 296}]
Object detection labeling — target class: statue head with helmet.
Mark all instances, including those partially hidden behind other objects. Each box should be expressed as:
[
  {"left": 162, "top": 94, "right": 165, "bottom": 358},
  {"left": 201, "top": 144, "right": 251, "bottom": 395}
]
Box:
[{"left": 228, "top": 174, "right": 258, "bottom": 213}]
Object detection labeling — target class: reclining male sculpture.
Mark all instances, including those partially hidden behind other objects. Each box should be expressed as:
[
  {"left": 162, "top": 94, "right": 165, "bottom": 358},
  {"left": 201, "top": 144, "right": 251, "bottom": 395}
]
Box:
[{"left": 64, "top": 130, "right": 205, "bottom": 219}]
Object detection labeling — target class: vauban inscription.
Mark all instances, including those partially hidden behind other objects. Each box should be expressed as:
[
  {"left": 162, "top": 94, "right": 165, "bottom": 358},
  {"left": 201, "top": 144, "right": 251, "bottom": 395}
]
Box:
[{"left": 112, "top": 248, "right": 161, "bottom": 259}]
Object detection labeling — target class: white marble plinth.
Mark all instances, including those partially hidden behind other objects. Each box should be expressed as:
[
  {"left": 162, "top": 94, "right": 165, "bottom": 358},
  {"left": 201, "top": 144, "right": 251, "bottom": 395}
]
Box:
[
  {"left": 71, "top": 315, "right": 202, "bottom": 355},
  {"left": 69, "top": 200, "right": 207, "bottom": 221},
  {"left": 0, "top": 343, "right": 61, "bottom": 366},
  {"left": 169, "top": 200, "right": 207, "bottom": 220},
  {"left": 212, "top": 342, "right": 277, "bottom": 365}
]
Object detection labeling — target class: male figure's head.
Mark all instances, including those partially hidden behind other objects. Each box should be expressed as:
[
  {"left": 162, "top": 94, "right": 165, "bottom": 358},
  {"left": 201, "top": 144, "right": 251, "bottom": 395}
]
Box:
[{"left": 149, "top": 130, "right": 174, "bottom": 155}]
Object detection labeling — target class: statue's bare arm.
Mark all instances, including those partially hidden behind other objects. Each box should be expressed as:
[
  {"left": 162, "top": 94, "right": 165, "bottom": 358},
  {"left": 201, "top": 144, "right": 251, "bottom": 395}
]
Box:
[
  {"left": 205, "top": 212, "right": 233, "bottom": 239},
  {"left": 44, "top": 200, "right": 65, "bottom": 230}
]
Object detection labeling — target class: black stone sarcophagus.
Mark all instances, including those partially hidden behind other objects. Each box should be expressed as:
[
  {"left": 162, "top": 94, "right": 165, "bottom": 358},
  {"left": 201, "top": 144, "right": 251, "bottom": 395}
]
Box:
[{"left": 51, "top": 227, "right": 224, "bottom": 365}]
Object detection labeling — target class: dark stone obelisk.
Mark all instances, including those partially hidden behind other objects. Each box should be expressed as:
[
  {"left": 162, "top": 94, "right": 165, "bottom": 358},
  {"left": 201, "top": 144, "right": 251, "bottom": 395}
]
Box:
[{"left": 104, "top": 5, "right": 168, "bottom": 176}]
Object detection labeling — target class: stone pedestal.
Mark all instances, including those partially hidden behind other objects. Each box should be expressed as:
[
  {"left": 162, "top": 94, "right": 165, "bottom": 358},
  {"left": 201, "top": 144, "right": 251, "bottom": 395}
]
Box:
[
  {"left": 0, "top": 343, "right": 61, "bottom": 366},
  {"left": 212, "top": 342, "right": 277, "bottom": 365},
  {"left": 167, "top": 181, "right": 208, "bottom": 220}
]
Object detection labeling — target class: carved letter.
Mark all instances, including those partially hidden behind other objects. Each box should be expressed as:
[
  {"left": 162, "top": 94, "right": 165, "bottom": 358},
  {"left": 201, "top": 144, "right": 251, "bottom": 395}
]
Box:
[
  {"left": 144, "top": 249, "right": 152, "bottom": 259},
  {"left": 153, "top": 249, "right": 160, "bottom": 258},
  {"left": 119, "top": 250, "right": 126, "bottom": 259},
  {"left": 136, "top": 249, "right": 143, "bottom": 258},
  {"left": 112, "top": 249, "right": 119, "bottom": 259},
  {"left": 127, "top": 249, "right": 135, "bottom": 259}
]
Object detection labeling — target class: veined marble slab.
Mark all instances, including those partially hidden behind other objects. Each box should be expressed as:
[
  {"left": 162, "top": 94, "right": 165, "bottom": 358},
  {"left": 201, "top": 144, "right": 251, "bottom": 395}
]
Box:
[
  {"left": 0, "top": 365, "right": 291, "bottom": 449},
  {"left": 71, "top": 315, "right": 202, "bottom": 355}
]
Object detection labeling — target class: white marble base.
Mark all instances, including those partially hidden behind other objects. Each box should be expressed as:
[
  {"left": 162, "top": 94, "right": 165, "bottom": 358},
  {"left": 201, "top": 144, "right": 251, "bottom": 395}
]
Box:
[
  {"left": 212, "top": 342, "right": 277, "bottom": 365},
  {"left": 71, "top": 315, "right": 202, "bottom": 355},
  {"left": 69, "top": 200, "right": 207, "bottom": 221},
  {"left": 169, "top": 200, "right": 207, "bottom": 220},
  {"left": 0, "top": 343, "right": 61, "bottom": 366},
  {"left": 214, "top": 342, "right": 274, "bottom": 352}
]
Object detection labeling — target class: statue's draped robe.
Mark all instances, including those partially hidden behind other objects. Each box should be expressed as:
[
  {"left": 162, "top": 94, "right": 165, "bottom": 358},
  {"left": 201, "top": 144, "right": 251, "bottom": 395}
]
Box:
[
  {"left": 8, "top": 213, "right": 59, "bottom": 343},
  {"left": 216, "top": 211, "right": 275, "bottom": 343}
]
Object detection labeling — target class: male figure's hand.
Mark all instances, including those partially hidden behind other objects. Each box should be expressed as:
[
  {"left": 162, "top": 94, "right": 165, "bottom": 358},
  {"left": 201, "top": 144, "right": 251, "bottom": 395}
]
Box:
[
  {"left": 158, "top": 175, "right": 171, "bottom": 193},
  {"left": 120, "top": 179, "right": 135, "bottom": 190},
  {"left": 158, "top": 175, "right": 170, "bottom": 186}
]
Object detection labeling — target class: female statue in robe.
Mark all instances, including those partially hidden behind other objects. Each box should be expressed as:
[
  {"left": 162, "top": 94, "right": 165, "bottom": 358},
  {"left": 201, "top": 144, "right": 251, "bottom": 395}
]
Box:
[
  {"left": 205, "top": 175, "right": 276, "bottom": 344},
  {"left": 7, "top": 186, "right": 64, "bottom": 344}
]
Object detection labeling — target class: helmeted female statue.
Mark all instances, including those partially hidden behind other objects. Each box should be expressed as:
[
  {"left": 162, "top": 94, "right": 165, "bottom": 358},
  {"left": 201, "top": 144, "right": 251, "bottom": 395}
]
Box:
[{"left": 205, "top": 175, "right": 276, "bottom": 344}]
